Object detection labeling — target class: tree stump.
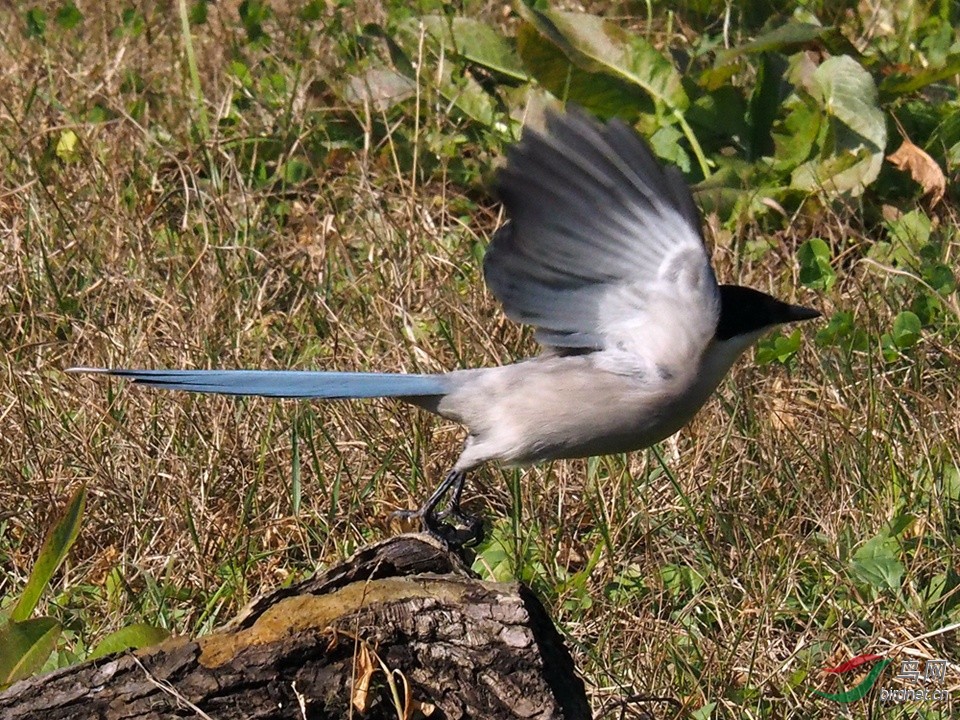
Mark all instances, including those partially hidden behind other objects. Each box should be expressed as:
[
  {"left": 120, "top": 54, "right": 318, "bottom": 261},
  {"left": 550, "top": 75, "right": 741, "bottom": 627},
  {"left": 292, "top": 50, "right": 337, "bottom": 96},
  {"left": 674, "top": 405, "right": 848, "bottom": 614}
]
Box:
[{"left": 0, "top": 534, "right": 591, "bottom": 719}]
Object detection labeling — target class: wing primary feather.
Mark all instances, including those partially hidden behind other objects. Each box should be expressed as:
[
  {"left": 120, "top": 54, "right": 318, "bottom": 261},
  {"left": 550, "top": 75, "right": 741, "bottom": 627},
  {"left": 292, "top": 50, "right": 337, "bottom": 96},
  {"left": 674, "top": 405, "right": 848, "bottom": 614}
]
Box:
[
  {"left": 543, "top": 111, "right": 669, "bottom": 215},
  {"left": 484, "top": 107, "right": 719, "bottom": 353}
]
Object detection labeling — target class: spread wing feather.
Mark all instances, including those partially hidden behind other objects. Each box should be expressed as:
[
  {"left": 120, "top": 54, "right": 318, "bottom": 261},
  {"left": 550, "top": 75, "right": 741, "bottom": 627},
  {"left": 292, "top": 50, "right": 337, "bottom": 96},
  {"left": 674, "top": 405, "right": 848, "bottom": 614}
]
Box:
[{"left": 485, "top": 109, "right": 719, "bottom": 357}]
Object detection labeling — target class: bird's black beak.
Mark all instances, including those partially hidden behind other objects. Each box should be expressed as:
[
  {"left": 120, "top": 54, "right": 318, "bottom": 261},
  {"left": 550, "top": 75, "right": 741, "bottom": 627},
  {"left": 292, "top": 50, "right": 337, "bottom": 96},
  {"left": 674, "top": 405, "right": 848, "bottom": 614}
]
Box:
[{"left": 784, "top": 304, "right": 821, "bottom": 323}]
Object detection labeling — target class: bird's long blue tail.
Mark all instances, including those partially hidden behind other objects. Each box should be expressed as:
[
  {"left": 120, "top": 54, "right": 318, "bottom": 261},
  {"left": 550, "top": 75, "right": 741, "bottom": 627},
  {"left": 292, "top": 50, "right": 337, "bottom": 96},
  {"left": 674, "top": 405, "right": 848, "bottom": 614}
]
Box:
[{"left": 68, "top": 368, "right": 450, "bottom": 399}]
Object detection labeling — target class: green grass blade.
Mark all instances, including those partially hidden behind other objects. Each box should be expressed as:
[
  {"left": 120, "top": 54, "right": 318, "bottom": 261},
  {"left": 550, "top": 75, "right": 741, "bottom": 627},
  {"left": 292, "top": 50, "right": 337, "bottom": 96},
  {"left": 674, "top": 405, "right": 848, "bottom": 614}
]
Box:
[
  {"left": 177, "top": 0, "right": 209, "bottom": 142},
  {"left": 11, "top": 486, "right": 86, "bottom": 622},
  {"left": 291, "top": 417, "right": 302, "bottom": 516}
]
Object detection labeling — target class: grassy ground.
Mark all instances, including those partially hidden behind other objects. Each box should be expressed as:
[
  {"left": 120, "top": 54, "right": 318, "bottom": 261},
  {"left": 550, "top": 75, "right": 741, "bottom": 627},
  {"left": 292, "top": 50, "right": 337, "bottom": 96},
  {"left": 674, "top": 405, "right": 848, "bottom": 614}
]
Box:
[{"left": 1, "top": 2, "right": 958, "bottom": 718}]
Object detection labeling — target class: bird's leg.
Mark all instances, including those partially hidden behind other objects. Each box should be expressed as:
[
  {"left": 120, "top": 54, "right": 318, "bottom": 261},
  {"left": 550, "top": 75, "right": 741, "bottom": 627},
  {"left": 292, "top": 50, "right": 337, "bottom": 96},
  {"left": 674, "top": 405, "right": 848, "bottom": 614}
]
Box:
[
  {"left": 435, "top": 470, "right": 475, "bottom": 522},
  {"left": 433, "top": 469, "right": 485, "bottom": 546},
  {"left": 391, "top": 469, "right": 460, "bottom": 539},
  {"left": 392, "top": 469, "right": 484, "bottom": 547}
]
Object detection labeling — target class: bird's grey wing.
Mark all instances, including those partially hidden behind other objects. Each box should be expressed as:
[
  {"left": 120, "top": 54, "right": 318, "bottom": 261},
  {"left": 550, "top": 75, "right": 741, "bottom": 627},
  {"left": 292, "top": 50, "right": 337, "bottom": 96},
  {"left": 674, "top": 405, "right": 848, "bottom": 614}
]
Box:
[{"left": 485, "top": 108, "right": 720, "bottom": 364}]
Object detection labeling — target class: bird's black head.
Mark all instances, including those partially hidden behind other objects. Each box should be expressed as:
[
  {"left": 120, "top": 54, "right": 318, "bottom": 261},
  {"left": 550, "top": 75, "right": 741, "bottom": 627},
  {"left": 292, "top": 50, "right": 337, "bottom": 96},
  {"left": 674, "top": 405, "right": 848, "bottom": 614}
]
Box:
[{"left": 716, "top": 285, "right": 820, "bottom": 341}]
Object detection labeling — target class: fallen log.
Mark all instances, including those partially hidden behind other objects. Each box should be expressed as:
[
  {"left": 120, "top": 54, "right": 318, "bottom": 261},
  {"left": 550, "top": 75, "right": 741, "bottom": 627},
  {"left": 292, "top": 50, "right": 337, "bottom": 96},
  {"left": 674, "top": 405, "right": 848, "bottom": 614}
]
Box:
[{"left": 0, "top": 534, "right": 591, "bottom": 719}]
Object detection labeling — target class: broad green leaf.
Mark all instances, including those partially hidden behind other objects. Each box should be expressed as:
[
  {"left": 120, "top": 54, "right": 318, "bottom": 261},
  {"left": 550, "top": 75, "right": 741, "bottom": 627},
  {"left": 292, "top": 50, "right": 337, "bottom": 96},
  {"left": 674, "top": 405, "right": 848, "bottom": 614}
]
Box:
[
  {"left": 885, "top": 208, "right": 932, "bottom": 255},
  {"left": 86, "top": 103, "right": 112, "bottom": 123},
  {"left": 418, "top": 16, "right": 527, "bottom": 82},
  {"left": 299, "top": 0, "right": 322, "bottom": 22},
  {"left": 923, "top": 263, "right": 956, "bottom": 295},
  {"left": 515, "top": 8, "right": 709, "bottom": 175},
  {"left": 344, "top": 68, "right": 416, "bottom": 111},
  {"left": 923, "top": 573, "right": 947, "bottom": 604},
  {"left": 605, "top": 564, "right": 647, "bottom": 603},
  {"left": 910, "top": 292, "right": 942, "bottom": 326},
  {"left": 794, "top": 56, "right": 886, "bottom": 195},
  {"left": 436, "top": 67, "right": 497, "bottom": 126},
  {"left": 886, "top": 513, "right": 914, "bottom": 538},
  {"left": 55, "top": 130, "right": 79, "bottom": 162},
  {"left": 649, "top": 125, "right": 690, "bottom": 173},
  {"left": 815, "top": 311, "right": 869, "bottom": 353},
  {"left": 690, "top": 703, "right": 717, "bottom": 720},
  {"left": 12, "top": 486, "right": 86, "bottom": 622},
  {"left": 228, "top": 59, "right": 253, "bottom": 87},
  {"left": 698, "top": 61, "right": 738, "bottom": 92},
  {"left": 891, "top": 311, "right": 921, "bottom": 349},
  {"left": 189, "top": 1, "right": 209, "bottom": 25},
  {"left": 714, "top": 22, "right": 832, "bottom": 66},
  {"left": 944, "top": 466, "right": 960, "bottom": 503},
  {"left": 851, "top": 534, "right": 904, "bottom": 592},
  {"left": 756, "top": 328, "right": 803, "bottom": 365},
  {"left": 686, "top": 86, "right": 748, "bottom": 143},
  {"left": 55, "top": 2, "right": 83, "bottom": 30},
  {"left": 88, "top": 624, "right": 170, "bottom": 660},
  {"left": 25, "top": 8, "right": 47, "bottom": 39},
  {"left": 812, "top": 56, "right": 884, "bottom": 148},
  {"left": 947, "top": 138, "right": 960, "bottom": 167},
  {"left": 880, "top": 332, "right": 899, "bottom": 362},
  {"left": 660, "top": 563, "right": 706, "bottom": 597},
  {"left": 279, "top": 158, "right": 310, "bottom": 184},
  {"left": 0, "top": 617, "right": 61, "bottom": 686},
  {"left": 517, "top": 8, "right": 687, "bottom": 110},
  {"left": 797, "top": 238, "right": 836, "bottom": 291},
  {"left": 746, "top": 53, "right": 787, "bottom": 159},
  {"left": 472, "top": 521, "right": 514, "bottom": 582},
  {"left": 790, "top": 147, "right": 869, "bottom": 195},
  {"left": 870, "top": 209, "right": 932, "bottom": 267},
  {"left": 237, "top": 0, "right": 270, "bottom": 45},
  {"left": 879, "top": 53, "right": 960, "bottom": 99},
  {"left": 516, "top": 21, "right": 649, "bottom": 121},
  {"left": 771, "top": 96, "right": 821, "bottom": 171},
  {"left": 363, "top": 23, "right": 416, "bottom": 78},
  {"left": 690, "top": 159, "right": 756, "bottom": 219},
  {"left": 394, "top": 19, "right": 497, "bottom": 125},
  {"left": 121, "top": 7, "right": 145, "bottom": 38}
]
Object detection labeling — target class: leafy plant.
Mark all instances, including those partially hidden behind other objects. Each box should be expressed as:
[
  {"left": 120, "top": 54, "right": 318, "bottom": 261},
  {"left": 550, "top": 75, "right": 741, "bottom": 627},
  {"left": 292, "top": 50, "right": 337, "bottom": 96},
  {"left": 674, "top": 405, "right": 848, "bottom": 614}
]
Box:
[
  {"left": 798, "top": 238, "right": 836, "bottom": 292},
  {"left": 342, "top": 4, "right": 956, "bottom": 226},
  {"left": 0, "top": 488, "right": 170, "bottom": 687},
  {"left": 850, "top": 531, "right": 906, "bottom": 596},
  {"left": 1, "top": 488, "right": 85, "bottom": 686}
]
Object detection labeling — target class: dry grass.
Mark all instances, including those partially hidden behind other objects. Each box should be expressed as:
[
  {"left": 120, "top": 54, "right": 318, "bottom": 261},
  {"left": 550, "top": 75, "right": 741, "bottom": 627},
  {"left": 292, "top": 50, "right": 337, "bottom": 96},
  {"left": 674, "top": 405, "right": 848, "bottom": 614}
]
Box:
[{"left": 1, "top": 2, "right": 958, "bottom": 717}]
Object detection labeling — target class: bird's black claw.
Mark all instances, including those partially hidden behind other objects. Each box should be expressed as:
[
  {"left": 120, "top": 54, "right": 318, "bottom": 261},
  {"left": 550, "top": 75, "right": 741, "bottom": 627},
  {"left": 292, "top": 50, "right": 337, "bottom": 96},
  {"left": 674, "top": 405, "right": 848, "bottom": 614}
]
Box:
[
  {"left": 390, "top": 507, "right": 484, "bottom": 549},
  {"left": 439, "top": 521, "right": 484, "bottom": 549},
  {"left": 390, "top": 469, "right": 483, "bottom": 548},
  {"left": 435, "top": 508, "right": 485, "bottom": 546}
]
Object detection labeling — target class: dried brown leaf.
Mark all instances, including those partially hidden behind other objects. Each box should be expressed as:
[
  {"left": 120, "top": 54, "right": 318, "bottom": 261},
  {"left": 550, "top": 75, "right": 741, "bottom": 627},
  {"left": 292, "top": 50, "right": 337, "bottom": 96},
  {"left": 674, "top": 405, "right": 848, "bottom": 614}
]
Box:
[
  {"left": 351, "top": 641, "right": 376, "bottom": 713},
  {"left": 887, "top": 138, "right": 946, "bottom": 207}
]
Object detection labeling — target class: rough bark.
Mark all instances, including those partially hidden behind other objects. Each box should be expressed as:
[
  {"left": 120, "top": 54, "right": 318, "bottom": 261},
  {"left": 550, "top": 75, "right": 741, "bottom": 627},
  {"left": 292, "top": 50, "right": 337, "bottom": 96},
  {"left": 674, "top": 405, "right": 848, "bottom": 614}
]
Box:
[{"left": 0, "top": 534, "right": 591, "bottom": 720}]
